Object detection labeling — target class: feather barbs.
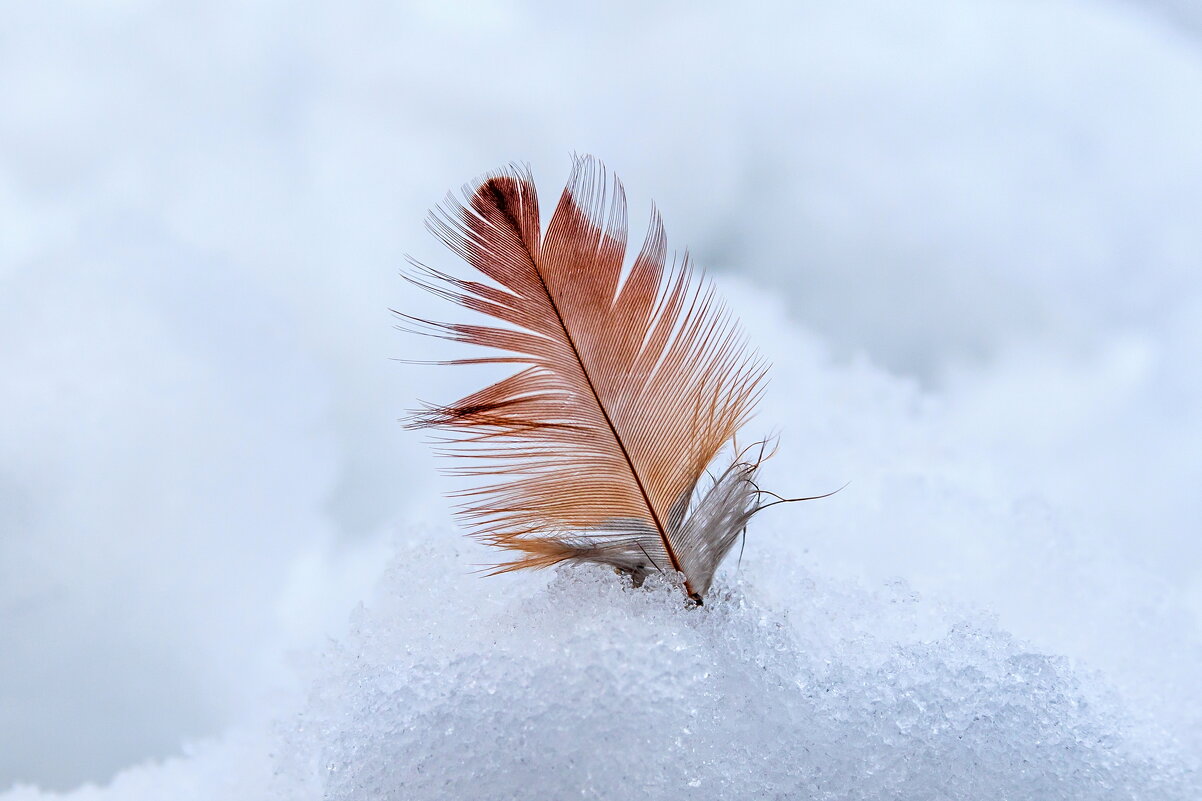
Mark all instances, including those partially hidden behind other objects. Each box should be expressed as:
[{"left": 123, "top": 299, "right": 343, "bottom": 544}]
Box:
[{"left": 405, "top": 157, "right": 775, "bottom": 601}]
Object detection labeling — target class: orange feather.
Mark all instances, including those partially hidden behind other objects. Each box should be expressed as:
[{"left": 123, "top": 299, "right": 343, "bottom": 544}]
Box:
[{"left": 404, "top": 157, "right": 771, "bottom": 602}]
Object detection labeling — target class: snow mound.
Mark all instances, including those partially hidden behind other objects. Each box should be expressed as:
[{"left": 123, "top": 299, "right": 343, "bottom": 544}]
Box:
[{"left": 272, "top": 539, "right": 1197, "bottom": 801}]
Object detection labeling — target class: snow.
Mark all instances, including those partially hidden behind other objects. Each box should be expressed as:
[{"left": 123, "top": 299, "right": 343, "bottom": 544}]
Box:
[
  {"left": 3, "top": 0, "right": 1202, "bottom": 797},
  {"left": 7, "top": 544, "right": 1198, "bottom": 800},
  {"left": 280, "top": 550, "right": 1198, "bottom": 800}
]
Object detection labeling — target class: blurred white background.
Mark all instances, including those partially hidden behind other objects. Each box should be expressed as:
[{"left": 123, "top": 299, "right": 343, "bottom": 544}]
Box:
[{"left": 2, "top": 0, "right": 1201, "bottom": 791}]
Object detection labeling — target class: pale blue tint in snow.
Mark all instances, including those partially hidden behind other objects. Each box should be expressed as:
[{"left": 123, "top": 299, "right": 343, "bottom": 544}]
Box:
[
  {"left": 2, "top": 0, "right": 1201, "bottom": 797},
  {"left": 282, "top": 551, "right": 1197, "bottom": 801}
]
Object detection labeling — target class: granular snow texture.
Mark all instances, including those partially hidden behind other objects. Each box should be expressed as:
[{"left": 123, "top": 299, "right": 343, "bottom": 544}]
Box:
[{"left": 261, "top": 547, "right": 1202, "bottom": 800}]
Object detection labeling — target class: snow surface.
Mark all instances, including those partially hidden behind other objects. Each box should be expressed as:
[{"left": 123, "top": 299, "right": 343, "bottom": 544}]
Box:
[
  {"left": 282, "top": 553, "right": 1201, "bottom": 801},
  {"left": 5, "top": 544, "right": 1198, "bottom": 800},
  {"left": 3, "top": 0, "right": 1202, "bottom": 797}
]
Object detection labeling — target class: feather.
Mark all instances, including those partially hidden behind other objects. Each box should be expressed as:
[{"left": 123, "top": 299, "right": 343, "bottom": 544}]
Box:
[{"left": 404, "top": 157, "right": 774, "bottom": 602}]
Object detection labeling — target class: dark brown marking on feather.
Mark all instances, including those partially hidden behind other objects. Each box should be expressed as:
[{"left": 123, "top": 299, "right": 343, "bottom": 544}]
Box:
[
  {"left": 448, "top": 401, "right": 510, "bottom": 419},
  {"left": 475, "top": 178, "right": 522, "bottom": 230},
  {"left": 421, "top": 402, "right": 587, "bottom": 433}
]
